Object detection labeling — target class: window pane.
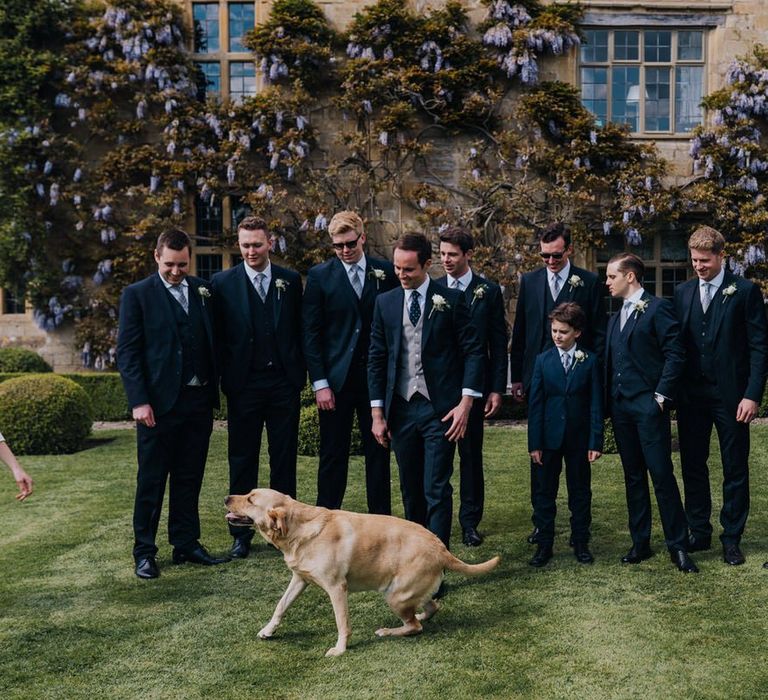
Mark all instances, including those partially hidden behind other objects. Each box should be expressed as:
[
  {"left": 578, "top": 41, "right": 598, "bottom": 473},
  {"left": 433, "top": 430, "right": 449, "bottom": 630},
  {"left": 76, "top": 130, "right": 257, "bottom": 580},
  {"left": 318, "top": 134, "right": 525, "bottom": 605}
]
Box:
[
  {"left": 581, "top": 30, "right": 609, "bottom": 62},
  {"left": 595, "top": 234, "right": 626, "bottom": 263},
  {"left": 195, "top": 62, "right": 221, "bottom": 101},
  {"left": 229, "top": 62, "right": 256, "bottom": 103},
  {"left": 196, "top": 254, "right": 223, "bottom": 281},
  {"left": 614, "top": 31, "right": 639, "bottom": 61},
  {"left": 229, "top": 3, "right": 255, "bottom": 52},
  {"left": 661, "top": 233, "right": 689, "bottom": 262},
  {"left": 643, "top": 266, "right": 657, "bottom": 297},
  {"left": 611, "top": 66, "right": 640, "bottom": 132},
  {"left": 645, "top": 67, "right": 671, "bottom": 131},
  {"left": 678, "top": 31, "right": 703, "bottom": 61},
  {"left": 230, "top": 195, "right": 253, "bottom": 231},
  {"left": 581, "top": 67, "right": 608, "bottom": 126},
  {"left": 644, "top": 31, "right": 671, "bottom": 63},
  {"left": 2, "top": 286, "right": 25, "bottom": 314},
  {"left": 195, "top": 195, "right": 223, "bottom": 244},
  {"left": 675, "top": 66, "right": 704, "bottom": 133},
  {"left": 661, "top": 267, "right": 688, "bottom": 298},
  {"left": 193, "top": 3, "right": 220, "bottom": 53}
]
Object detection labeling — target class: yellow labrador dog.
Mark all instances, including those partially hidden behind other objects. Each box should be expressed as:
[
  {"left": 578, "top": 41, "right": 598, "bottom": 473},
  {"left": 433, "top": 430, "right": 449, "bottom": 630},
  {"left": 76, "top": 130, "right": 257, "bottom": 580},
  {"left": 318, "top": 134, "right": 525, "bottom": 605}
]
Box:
[{"left": 225, "top": 488, "right": 500, "bottom": 657}]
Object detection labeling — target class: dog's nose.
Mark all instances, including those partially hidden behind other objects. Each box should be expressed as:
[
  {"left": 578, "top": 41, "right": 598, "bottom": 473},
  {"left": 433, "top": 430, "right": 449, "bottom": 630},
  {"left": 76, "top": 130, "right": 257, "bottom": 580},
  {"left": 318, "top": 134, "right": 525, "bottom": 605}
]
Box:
[{"left": 224, "top": 496, "right": 232, "bottom": 506}]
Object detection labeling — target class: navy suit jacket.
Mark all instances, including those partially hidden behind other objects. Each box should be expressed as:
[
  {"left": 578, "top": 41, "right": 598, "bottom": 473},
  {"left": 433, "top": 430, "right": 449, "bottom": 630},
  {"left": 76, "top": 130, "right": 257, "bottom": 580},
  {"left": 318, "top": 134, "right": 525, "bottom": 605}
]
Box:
[
  {"left": 302, "top": 256, "right": 398, "bottom": 392},
  {"left": 605, "top": 291, "right": 685, "bottom": 402},
  {"left": 527, "top": 346, "right": 603, "bottom": 453},
  {"left": 117, "top": 273, "right": 219, "bottom": 417},
  {"left": 510, "top": 265, "right": 605, "bottom": 391},
  {"left": 211, "top": 262, "right": 305, "bottom": 396},
  {"left": 435, "top": 272, "right": 508, "bottom": 395},
  {"left": 368, "top": 281, "right": 485, "bottom": 420},
  {"left": 674, "top": 272, "right": 768, "bottom": 411}
]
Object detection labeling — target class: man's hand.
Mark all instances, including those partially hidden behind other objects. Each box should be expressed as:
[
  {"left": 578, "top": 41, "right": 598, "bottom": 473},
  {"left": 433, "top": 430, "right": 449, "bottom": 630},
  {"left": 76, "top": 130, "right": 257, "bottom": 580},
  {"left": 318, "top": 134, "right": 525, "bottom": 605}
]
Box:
[
  {"left": 736, "top": 398, "right": 759, "bottom": 424},
  {"left": 510, "top": 382, "right": 525, "bottom": 403},
  {"left": 371, "top": 409, "right": 390, "bottom": 448},
  {"left": 13, "top": 467, "right": 33, "bottom": 501},
  {"left": 529, "top": 450, "right": 543, "bottom": 465},
  {"left": 315, "top": 387, "right": 336, "bottom": 411},
  {"left": 133, "top": 404, "right": 156, "bottom": 428},
  {"left": 484, "top": 392, "right": 502, "bottom": 418},
  {"left": 588, "top": 450, "right": 602, "bottom": 462},
  {"left": 442, "top": 396, "right": 474, "bottom": 442}
]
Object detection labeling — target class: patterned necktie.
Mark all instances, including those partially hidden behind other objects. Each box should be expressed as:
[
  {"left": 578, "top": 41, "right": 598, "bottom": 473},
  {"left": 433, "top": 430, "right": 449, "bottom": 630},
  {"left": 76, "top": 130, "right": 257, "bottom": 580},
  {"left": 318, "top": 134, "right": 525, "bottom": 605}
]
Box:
[
  {"left": 551, "top": 273, "right": 561, "bottom": 300},
  {"left": 452, "top": 278, "right": 462, "bottom": 291},
  {"left": 562, "top": 352, "right": 571, "bottom": 373},
  {"left": 255, "top": 273, "right": 267, "bottom": 302},
  {"left": 409, "top": 290, "right": 421, "bottom": 326},
  {"left": 620, "top": 300, "right": 633, "bottom": 330},
  {"left": 171, "top": 284, "right": 188, "bottom": 314},
  {"left": 350, "top": 264, "right": 363, "bottom": 298},
  {"left": 701, "top": 282, "right": 712, "bottom": 313}
]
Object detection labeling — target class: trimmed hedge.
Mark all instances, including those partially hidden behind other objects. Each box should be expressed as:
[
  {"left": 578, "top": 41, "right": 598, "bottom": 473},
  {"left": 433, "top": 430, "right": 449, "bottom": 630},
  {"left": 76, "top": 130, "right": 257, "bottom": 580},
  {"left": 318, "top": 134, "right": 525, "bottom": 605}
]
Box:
[
  {"left": 0, "top": 374, "right": 92, "bottom": 454},
  {"left": 0, "top": 347, "right": 52, "bottom": 373},
  {"left": 298, "top": 404, "right": 364, "bottom": 457}
]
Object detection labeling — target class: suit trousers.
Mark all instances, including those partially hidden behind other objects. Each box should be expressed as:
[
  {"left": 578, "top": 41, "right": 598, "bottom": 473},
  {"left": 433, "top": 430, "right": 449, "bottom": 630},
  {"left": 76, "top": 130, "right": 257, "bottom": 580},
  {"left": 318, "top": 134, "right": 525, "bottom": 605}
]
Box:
[
  {"left": 456, "top": 398, "right": 485, "bottom": 529},
  {"left": 389, "top": 394, "right": 456, "bottom": 548},
  {"left": 534, "top": 446, "right": 592, "bottom": 546},
  {"left": 316, "top": 364, "right": 391, "bottom": 514},
  {"left": 133, "top": 386, "right": 213, "bottom": 559},
  {"left": 611, "top": 395, "right": 688, "bottom": 552},
  {"left": 227, "top": 369, "right": 300, "bottom": 537},
  {"left": 677, "top": 398, "right": 750, "bottom": 545}
]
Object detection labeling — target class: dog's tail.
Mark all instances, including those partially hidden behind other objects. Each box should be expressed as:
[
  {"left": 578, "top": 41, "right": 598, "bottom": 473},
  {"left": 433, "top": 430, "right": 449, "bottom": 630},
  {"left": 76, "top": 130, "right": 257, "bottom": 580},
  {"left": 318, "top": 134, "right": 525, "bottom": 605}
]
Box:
[{"left": 443, "top": 553, "right": 500, "bottom": 577}]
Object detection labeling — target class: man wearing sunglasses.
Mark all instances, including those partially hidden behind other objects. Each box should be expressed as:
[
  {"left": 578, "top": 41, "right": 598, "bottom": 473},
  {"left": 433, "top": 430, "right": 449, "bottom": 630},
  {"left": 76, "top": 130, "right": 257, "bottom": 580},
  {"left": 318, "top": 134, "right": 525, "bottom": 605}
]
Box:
[
  {"left": 509, "top": 222, "right": 605, "bottom": 546},
  {"left": 302, "top": 211, "right": 398, "bottom": 514}
]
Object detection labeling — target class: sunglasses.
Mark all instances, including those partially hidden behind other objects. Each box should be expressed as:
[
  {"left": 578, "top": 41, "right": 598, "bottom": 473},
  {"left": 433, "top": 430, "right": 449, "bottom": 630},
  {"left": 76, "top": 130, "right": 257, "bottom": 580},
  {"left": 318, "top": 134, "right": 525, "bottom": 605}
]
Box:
[
  {"left": 331, "top": 234, "right": 362, "bottom": 251},
  {"left": 540, "top": 251, "right": 567, "bottom": 260}
]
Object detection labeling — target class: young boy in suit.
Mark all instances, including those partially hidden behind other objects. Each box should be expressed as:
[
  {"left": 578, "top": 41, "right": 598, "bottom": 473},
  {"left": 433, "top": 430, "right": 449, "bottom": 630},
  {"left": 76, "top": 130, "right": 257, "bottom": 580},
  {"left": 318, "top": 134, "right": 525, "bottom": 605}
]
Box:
[{"left": 527, "top": 302, "right": 603, "bottom": 567}]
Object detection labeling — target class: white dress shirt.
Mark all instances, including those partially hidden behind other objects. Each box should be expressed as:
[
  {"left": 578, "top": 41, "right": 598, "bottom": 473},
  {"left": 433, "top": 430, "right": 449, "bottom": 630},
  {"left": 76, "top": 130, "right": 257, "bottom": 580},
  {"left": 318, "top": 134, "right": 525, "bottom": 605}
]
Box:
[
  {"left": 558, "top": 345, "right": 576, "bottom": 371},
  {"left": 548, "top": 261, "right": 571, "bottom": 299},
  {"left": 447, "top": 268, "right": 473, "bottom": 291},
  {"left": 158, "top": 272, "right": 189, "bottom": 305},
  {"left": 243, "top": 260, "right": 272, "bottom": 290},
  {"left": 701, "top": 268, "right": 725, "bottom": 304}
]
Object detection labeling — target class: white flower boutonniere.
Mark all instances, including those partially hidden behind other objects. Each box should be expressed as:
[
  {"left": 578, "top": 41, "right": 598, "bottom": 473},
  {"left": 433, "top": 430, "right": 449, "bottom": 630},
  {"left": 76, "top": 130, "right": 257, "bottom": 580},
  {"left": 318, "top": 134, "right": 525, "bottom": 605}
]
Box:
[
  {"left": 471, "top": 284, "right": 488, "bottom": 306},
  {"left": 428, "top": 293, "right": 450, "bottom": 319},
  {"left": 722, "top": 283, "right": 737, "bottom": 303},
  {"left": 275, "top": 278, "right": 289, "bottom": 300},
  {"left": 574, "top": 349, "right": 587, "bottom": 364},
  {"left": 369, "top": 268, "right": 387, "bottom": 289},
  {"left": 568, "top": 274, "right": 584, "bottom": 292},
  {"left": 198, "top": 286, "right": 211, "bottom": 306},
  {"left": 633, "top": 299, "right": 649, "bottom": 315}
]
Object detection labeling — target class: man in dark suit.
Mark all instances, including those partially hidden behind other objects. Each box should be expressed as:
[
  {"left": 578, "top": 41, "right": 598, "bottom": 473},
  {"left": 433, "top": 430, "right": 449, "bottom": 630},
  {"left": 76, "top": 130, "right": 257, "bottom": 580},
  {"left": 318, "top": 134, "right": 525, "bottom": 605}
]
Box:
[
  {"left": 436, "top": 226, "right": 508, "bottom": 547},
  {"left": 509, "top": 223, "right": 605, "bottom": 545},
  {"left": 605, "top": 252, "right": 698, "bottom": 573},
  {"left": 117, "top": 229, "right": 228, "bottom": 579},
  {"left": 211, "top": 216, "right": 305, "bottom": 559},
  {"left": 674, "top": 226, "right": 768, "bottom": 566},
  {"left": 302, "top": 211, "right": 397, "bottom": 514},
  {"left": 528, "top": 302, "right": 603, "bottom": 566},
  {"left": 368, "top": 232, "right": 484, "bottom": 552}
]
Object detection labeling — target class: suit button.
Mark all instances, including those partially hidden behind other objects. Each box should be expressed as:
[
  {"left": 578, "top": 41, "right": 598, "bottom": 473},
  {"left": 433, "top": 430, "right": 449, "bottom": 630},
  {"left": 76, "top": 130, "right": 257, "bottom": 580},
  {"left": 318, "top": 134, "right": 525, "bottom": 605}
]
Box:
[{"left": 355, "top": 329, "right": 360, "bottom": 334}]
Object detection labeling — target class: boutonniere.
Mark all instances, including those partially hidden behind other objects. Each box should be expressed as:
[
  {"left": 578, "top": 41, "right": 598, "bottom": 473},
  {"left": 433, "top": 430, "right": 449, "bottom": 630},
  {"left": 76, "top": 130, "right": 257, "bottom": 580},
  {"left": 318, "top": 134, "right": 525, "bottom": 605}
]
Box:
[
  {"left": 368, "top": 268, "right": 386, "bottom": 289},
  {"left": 471, "top": 284, "right": 488, "bottom": 306},
  {"left": 428, "top": 293, "right": 450, "bottom": 318},
  {"left": 633, "top": 299, "right": 649, "bottom": 315},
  {"left": 197, "top": 286, "right": 211, "bottom": 306},
  {"left": 568, "top": 274, "right": 583, "bottom": 292},
  {"left": 574, "top": 349, "right": 587, "bottom": 364},
  {"left": 274, "top": 278, "right": 289, "bottom": 300},
  {"left": 722, "top": 283, "right": 737, "bottom": 302}
]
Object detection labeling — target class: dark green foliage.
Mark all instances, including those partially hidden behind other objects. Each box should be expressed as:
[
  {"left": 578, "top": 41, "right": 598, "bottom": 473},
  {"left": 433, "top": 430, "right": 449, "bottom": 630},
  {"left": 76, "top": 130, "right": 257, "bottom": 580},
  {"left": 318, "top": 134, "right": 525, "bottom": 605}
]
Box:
[
  {"left": 602, "top": 418, "right": 617, "bottom": 454},
  {"left": 0, "top": 347, "right": 51, "bottom": 373},
  {"left": 63, "top": 372, "right": 130, "bottom": 421},
  {"left": 0, "top": 374, "right": 92, "bottom": 454},
  {"left": 297, "top": 403, "right": 363, "bottom": 456}
]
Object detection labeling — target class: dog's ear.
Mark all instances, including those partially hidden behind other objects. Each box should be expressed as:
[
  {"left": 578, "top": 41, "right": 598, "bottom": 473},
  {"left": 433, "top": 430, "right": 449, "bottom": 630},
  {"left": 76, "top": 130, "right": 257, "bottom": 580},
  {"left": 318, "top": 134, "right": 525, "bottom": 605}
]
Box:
[{"left": 267, "top": 507, "right": 288, "bottom": 537}]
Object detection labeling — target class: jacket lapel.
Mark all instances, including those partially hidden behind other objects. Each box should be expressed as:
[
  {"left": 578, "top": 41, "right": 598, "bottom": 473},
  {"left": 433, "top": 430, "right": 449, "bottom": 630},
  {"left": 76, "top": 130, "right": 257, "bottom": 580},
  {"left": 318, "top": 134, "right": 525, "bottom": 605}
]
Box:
[
  {"left": 422, "top": 282, "right": 436, "bottom": 348},
  {"left": 153, "top": 274, "right": 181, "bottom": 342},
  {"left": 388, "top": 287, "right": 404, "bottom": 360},
  {"left": 710, "top": 272, "right": 733, "bottom": 343},
  {"left": 238, "top": 264, "right": 256, "bottom": 332},
  {"left": 681, "top": 278, "right": 697, "bottom": 330},
  {"left": 335, "top": 257, "right": 362, "bottom": 307},
  {"left": 624, "top": 292, "right": 649, "bottom": 342},
  {"left": 270, "top": 265, "right": 284, "bottom": 328},
  {"left": 187, "top": 278, "right": 214, "bottom": 352}
]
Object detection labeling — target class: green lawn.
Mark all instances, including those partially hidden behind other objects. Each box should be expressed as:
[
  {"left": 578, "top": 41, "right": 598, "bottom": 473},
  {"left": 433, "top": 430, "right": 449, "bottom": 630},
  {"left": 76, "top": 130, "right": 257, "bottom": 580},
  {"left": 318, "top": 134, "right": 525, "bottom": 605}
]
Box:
[{"left": 2, "top": 426, "right": 768, "bottom": 699}]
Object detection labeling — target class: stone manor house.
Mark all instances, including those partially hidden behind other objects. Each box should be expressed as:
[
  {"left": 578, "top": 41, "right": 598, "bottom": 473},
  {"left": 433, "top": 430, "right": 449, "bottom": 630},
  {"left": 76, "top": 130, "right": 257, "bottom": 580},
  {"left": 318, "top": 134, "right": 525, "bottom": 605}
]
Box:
[{"left": 1, "top": 0, "right": 765, "bottom": 370}]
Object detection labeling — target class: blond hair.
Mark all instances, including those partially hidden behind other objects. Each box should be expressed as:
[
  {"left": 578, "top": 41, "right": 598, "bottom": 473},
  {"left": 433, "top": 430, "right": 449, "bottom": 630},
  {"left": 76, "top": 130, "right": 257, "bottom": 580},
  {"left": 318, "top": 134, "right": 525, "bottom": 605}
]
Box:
[
  {"left": 688, "top": 226, "right": 725, "bottom": 254},
  {"left": 328, "top": 211, "right": 364, "bottom": 238}
]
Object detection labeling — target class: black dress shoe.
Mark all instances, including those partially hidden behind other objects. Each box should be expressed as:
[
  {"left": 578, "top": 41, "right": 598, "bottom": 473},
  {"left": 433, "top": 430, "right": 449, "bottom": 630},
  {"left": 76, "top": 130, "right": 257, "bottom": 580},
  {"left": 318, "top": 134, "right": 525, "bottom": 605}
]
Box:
[
  {"left": 135, "top": 556, "right": 159, "bottom": 579},
  {"left": 723, "top": 544, "right": 745, "bottom": 566},
  {"left": 621, "top": 543, "right": 654, "bottom": 564},
  {"left": 573, "top": 543, "right": 594, "bottom": 564},
  {"left": 230, "top": 536, "right": 252, "bottom": 559},
  {"left": 687, "top": 534, "right": 712, "bottom": 552},
  {"left": 671, "top": 549, "right": 699, "bottom": 573},
  {"left": 462, "top": 527, "right": 483, "bottom": 547},
  {"left": 172, "top": 544, "right": 230, "bottom": 566},
  {"left": 529, "top": 545, "right": 553, "bottom": 568},
  {"left": 527, "top": 527, "right": 540, "bottom": 545}
]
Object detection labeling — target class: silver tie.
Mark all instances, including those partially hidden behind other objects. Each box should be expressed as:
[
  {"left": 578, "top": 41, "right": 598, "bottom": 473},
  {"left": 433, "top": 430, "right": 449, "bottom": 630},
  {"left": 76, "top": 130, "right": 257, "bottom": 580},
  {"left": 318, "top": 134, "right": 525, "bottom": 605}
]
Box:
[
  {"left": 701, "top": 282, "right": 712, "bottom": 313},
  {"left": 551, "top": 273, "right": 561, "bottom": 300},
  {"left": 452, "top": 279, "right": 462, "bottom": 291},
  {"left": 350, "top": 265, "right": 363, "bottom": 298},
  {"left": 562, "top": 352, "right": 571, "bottom": 373},
  {"left": 255, "top": 273, "right": 267, "bottom": 302},
  {"left": 620, "top": 300, "right": 633, "bottom": 330},
  {"left": 171, "top": 285, "right": 188, "bottom": 314}
]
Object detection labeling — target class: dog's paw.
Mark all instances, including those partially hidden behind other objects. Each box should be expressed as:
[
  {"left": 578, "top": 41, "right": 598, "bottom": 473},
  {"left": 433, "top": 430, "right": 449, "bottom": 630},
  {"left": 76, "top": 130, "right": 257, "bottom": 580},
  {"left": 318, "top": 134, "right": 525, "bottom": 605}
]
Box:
[
  {"left": 374, "top": 628, "right": 390, "bottom": 637},
  {"left": 257, "top": 626, "right": 275, "bottom": 639},
  {"left": 325, "top": 646, "right": 346, "bottom": 657}
]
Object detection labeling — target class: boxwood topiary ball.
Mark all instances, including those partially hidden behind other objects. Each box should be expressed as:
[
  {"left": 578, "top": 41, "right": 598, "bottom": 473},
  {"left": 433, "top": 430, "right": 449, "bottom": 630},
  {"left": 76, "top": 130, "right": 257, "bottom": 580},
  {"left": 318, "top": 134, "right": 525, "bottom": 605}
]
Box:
[
  {"left": 0, "top": 374, "right": 93, "bottom": 454},
  {"left": 0, "top": 347, "right": 52, "bottom": 373}
]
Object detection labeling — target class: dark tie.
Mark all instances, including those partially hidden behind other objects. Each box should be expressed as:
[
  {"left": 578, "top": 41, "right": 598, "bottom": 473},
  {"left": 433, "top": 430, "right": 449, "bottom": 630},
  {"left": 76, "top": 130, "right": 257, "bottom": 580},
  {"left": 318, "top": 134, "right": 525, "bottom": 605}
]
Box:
[
  {"left": 171, "top": 285, "right": 188, "bottom": 314},
  {"left": 409, "top": 290, "right": 421, "bottom": 326}
]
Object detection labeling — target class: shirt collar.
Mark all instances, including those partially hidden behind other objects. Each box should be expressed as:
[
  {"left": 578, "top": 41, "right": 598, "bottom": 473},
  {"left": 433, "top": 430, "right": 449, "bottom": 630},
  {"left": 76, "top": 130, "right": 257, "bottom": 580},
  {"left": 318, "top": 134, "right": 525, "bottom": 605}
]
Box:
[
  {"left": 702, "top": 268, "right": 725, "bottom": 291},
  {"left": 558, "top": 344, "right": 576, "bottom": 360},
  {"left": 448, "top": 268, "right": 473, "bottom": 290},
  {"left": 548, "top": 261, "right": 571, "bottom": 284},
  {"left": 407, "top": 276, "right": 431, "bottom": 301},
  {"left": 341, "top": 254, "right": 366, "bottom": 276},
  {"left": 158, "top": 272, "right": 188, "bottom": 290},
  {"left": 244, "top": 260, "right": 272, "bottom": 285}
]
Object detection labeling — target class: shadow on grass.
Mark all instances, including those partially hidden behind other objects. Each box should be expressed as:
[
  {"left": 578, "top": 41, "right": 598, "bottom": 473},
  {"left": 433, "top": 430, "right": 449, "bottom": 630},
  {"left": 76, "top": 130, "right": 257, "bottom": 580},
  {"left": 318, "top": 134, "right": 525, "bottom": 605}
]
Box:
[{"left": 81, "top": 436, "right": 117, "bottom": 450}]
